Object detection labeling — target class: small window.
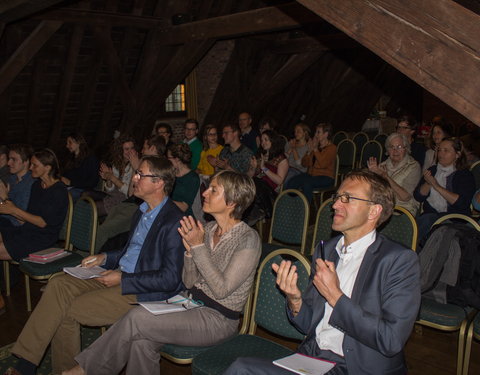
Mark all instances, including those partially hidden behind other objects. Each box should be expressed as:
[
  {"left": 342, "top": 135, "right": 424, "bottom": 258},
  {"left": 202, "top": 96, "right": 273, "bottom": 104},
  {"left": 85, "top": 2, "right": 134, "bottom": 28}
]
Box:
[{"left": 165, "top": 84, "right": 185, "bottom": 112}]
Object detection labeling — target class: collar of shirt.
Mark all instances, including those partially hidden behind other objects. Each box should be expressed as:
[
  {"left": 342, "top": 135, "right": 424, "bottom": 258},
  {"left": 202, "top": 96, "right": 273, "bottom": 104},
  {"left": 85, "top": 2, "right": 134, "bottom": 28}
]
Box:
[
  {"left": 335, "top": 230, "right": 376, "bottom": 264},
  {"left": 139, "top": 197, "right": 168, "bottom": 216},
  {"left": 184, "top": 137, "right": 198, "bottom": 145}
]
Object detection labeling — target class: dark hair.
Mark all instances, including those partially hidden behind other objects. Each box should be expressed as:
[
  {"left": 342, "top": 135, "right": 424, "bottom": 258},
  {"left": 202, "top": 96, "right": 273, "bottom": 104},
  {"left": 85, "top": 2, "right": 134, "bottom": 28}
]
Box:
[
  {"left": 65, "top": 132, "right": 90, "bottom": 169},
  {"left": 33, "top": 148, "right": 61, "bottom": 179},
  {"left": 202, "top": 124, "right": 219, "bottom": 150},
  {"left": 212, "top": 170, "right": 256, "bottom": 219},
  {"left": 145, "top": 134, "right": 166, "bottom": 156},
  {"left": 397, "top": 115, "right": 417, "bottom": 130},
  {"left": 223, "top": 123, "right": 240, "bottom": 135},
  {"left": 140, "top": 155, "right": 175, "bottom": 195},
  {"left": 109, "top": 135, "right": 137, "bottom": 177},
  {"left": 184, "top": 118, "right": 199, "bottom": 130},
  {"left": 168, "top": 143, "right": 192, "bottom": 166},
  {"left": 317, "top": 123, "right": 333, "bottom": 141},
  {"left": 344, "top": 169, "right": 395, "bottom": 227},
  {"left": 260, "top": 130, "right": 285, "bottom": 160},
  {"left": 428, "top": 122, "right": 453, "bottom": 149},
  {"left": 0, "top": 145, "right": 8, "bottom": 157},
  {"left": 441, "top": 137, "right": 468, "bottom": 170},
  {"left": 155, "top": 122, "right": 172, "bottom": 135},
  {"left": 8, "top": 144, "right": 33, "bottom": 163},
  {"left": 259, "top": 117, "right": 278, "bottom": 130}
]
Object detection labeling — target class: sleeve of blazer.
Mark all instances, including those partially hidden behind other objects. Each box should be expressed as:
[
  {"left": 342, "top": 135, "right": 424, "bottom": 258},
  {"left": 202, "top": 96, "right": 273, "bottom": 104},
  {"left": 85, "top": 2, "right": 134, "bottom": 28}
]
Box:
[
  {"left": 328, "top": 248, "right": 420, "bottom": 357},
  {"left": 449, "top": 169, "right": 476, "bottom": 212}
]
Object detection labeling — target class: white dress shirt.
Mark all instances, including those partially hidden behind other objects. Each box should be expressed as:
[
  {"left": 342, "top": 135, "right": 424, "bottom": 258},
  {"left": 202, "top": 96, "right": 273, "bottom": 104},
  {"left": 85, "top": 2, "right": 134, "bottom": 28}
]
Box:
[{"left": 315, "top": 230, "right": 376, "bottom": 356}]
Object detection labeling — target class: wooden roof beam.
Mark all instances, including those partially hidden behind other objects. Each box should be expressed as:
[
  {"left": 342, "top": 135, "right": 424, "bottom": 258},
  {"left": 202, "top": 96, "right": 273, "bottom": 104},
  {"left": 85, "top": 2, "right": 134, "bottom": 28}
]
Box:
[
  {"left": 268, "top": 34, "right": 358, "bottom": 54},
  {"left": 0, "top": 0, "right": 65, "bottom": 24},
  {"left": 297, "top": 0, "right": 480, "bottom": 124},
  {"left": 0, "top": 20, "right": 62, "bottom": 95}
]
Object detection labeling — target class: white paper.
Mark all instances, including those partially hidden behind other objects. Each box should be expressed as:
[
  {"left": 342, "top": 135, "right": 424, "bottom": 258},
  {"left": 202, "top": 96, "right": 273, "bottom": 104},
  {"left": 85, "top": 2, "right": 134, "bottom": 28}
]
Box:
[
  {"left": 139, "top": 294, "right": 203, "bottom": 315},
  {"left": 273, "top": 353, "right": 335, "bottom": 375},
  {"left": 63, "top": 266, "right": 106, "bottom": 279}
]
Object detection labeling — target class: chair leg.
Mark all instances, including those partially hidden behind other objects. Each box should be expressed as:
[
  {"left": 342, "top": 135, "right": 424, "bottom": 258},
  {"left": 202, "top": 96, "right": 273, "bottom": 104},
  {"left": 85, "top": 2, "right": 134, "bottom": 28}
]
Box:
[
  {"left": 457, "top": 319, "right": 469, "bottom": 375},
  {"left": 3, "top": 260, "right": 10, "bottom": 296},
  {"left": 462, "top": 323, "right": 474, "bottom": 375},
  {"left": 25, "top": 274, "right": 31, "bottom": 312}
]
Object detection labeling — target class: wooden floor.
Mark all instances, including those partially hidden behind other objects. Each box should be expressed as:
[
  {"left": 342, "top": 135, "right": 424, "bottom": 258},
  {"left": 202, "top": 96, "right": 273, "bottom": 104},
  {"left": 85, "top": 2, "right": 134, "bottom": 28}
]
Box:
[{"left": 1, "top": 271, "right": 480, "bottom": 375}]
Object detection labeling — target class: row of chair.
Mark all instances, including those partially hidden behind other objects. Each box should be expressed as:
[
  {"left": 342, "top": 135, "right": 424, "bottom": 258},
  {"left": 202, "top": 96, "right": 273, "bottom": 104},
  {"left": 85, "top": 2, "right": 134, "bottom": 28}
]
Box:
[{"left": 2, "top": 193, "right": 98, "bottom": 311}]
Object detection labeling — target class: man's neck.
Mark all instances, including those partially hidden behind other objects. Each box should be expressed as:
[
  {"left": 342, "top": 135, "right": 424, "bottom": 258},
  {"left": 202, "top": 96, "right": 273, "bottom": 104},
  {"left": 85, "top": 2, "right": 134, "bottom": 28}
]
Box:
[
  {"left": 241, "top": 126, "right": 252, "bottom": 135},
  {"left": 16, "top": 169, "right": 29, "bottom": 181},
  {"left": 229, "top": 140, "right": 242, "bottom": 152},
  {"left": 343, "top": 226, "right": 376, "bottom": 247},
  {"left": 144, "top": 193, "right": 167, "bottom": 212}
]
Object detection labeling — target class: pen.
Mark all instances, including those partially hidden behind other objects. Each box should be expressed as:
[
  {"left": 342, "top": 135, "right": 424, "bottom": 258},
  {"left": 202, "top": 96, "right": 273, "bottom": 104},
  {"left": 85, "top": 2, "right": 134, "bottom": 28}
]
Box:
[
  {"left": 83, "top": 257, "right": 97, "bottom": 266},
  {"left": 320, "top": 240, "right": 325, "bottom": 261}
]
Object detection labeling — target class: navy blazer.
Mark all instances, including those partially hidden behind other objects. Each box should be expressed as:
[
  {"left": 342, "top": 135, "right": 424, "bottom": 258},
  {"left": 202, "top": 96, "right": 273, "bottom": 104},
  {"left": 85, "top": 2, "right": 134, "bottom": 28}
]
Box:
[
  {"left": 104, "top": 198, "right": 185, "bottom": 302},
  {"left": 292, "top": 233, "right": 420, "bottom": 375}
]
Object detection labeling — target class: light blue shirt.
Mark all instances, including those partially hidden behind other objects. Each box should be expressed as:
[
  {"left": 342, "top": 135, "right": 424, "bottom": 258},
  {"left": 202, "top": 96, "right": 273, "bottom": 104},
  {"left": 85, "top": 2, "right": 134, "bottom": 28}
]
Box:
[
  {"left": 118, "top": 197, "right": 168, "bottom": 273},
  {"left": 2, "top": 171, "right": 36, "bottom": 226}
]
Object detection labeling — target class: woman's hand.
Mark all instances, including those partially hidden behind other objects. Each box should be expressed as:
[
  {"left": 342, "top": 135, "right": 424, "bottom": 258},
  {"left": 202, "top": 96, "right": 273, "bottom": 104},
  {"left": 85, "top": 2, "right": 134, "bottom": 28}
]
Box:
[
  {"left": 99, "top": 163, "right": 113, "bottom": 181},
  {"left": 126, "top": 149, "right": 140, "bottom": 170},
  {"left": 0, "top": 199, "right": 17, "bottom": 215},
  {"left": 60, "top": 176, "right": 71, "bottom": 186},
  {"left": 423, "top": 169, "right": 438, "bottom": 188},
  {"left": 367, "top": 157, "right": 387, "bottom": 177},
  {"left": 0, "top": 181, "right": 9, "bottom": 201},
  {"left": 178, "top": 216, "right": 205, "bottom": 253}
]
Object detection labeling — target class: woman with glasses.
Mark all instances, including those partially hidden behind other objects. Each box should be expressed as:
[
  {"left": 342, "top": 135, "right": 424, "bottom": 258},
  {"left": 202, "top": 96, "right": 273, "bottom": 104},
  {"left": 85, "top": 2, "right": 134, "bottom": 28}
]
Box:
[
  {"left": 63, "top": 171, "right": 261, "bottom": 375},
  {"left": 414, "top": 137, "right": 475, "bottom": 243},
  {"left": 367, "top": 133, "right": 421, "bottom": 216},
  {"left": 197, "top": 124, "right": 223, "bottom": 177}
]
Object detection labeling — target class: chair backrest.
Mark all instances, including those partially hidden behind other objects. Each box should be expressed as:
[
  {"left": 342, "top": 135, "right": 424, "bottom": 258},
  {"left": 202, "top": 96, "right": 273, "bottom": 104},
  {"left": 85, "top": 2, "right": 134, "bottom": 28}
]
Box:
[
  {"left": 311, "top": 198, "right": 340, "bottom": 255},
  {"left": 66, "top": 196, "right": 98, "bottom": 255},
  {"left": 333, "top": 131, "right": 348, "bottom": 145},
  {"left": 352, "top": 131, "right": 368, "bottom": 160},
  {"left": 431, "top": 214, "right": 480, "bottom": 231},
  {"left": 374, "top": 133, "right": 387, "bottom": 145},
  {"left": 378, "top": 206, "right": 418, "bottom": 251},
  {"left": 337, "top": 139, "right": 356, "bottom": 174},
  {"left": 248, "top": 249, "right": 311, "bottom": 338},
  {"left": 359, "top": 140, "right": 383, "bottom": 168},
  {"left": 470, "top": 160, "right": 480, "bottom": 190},
  {"left": 59, "top": 192, "right": 74, "bottom": 243},
  {"left": 268, "top": 189, "right": 309, "bottom": 254}
]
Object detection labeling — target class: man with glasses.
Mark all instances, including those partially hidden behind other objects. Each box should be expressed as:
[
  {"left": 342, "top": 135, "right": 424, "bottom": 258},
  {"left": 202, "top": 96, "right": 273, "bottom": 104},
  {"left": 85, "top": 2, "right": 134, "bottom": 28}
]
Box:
[
  {"left": 396, "top": 115, "right": 426, "bottom": 167},
  {"left": 182, "top": 118, "right": 202, "bottom": 170},
  {"left": 226, "top": 170, "right": 420, "bottom": 375},
  {"left": 213, "top": 124, "right": 254, "bottom": 175},
  {"left": 8, "top": 156, "right": 185, "bottom": 375}
]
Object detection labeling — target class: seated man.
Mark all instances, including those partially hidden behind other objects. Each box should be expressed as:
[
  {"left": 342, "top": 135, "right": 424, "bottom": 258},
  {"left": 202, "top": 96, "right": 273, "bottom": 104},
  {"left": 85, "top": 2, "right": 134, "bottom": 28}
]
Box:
[
  {"left": 213, "top": 124, "right": 254, "bottom": 175},
  {"left": 7, "top": 156, "right": 185, "bottom": 375},
  {"left": 0, "top": 144, "right": 35, "bottom": 227},
  {"left": 225, "top": 170, "right": 421, "bottom": 375}
]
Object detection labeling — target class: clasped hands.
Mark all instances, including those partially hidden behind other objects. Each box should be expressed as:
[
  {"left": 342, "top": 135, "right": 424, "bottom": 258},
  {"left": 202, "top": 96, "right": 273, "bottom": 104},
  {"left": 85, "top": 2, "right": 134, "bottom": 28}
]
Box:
[
  {"left": 178, "top": 215, "right": 205, "bottom": 253},
  {"left": 81, "top": 254, "right": 121, "bottom": 287},
  {"left": 272, "top": 258, "right": 343, "bottom": 309}
]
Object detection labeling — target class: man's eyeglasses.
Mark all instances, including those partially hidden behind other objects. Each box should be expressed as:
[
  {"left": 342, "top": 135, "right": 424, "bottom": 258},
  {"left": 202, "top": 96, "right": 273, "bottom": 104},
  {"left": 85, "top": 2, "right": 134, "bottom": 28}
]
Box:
[
  {"left": 135, "top": 170, "right": 160, "bottom": 179},
  {"left": 332, "top": 193, "right": 376, "bottom": 204},
  {"left": 387, "top": 145, "right": 406, "bottom": 151},
  {"left": 396, "top": 125, "right": 411, "bottom": 130}
]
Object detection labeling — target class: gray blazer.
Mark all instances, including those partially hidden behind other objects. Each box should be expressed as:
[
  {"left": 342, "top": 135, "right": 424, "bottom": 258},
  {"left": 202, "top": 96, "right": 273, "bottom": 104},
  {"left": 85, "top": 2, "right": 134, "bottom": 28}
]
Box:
[{"left": 292, "top": 233, "right": 420, "bottom": 375}]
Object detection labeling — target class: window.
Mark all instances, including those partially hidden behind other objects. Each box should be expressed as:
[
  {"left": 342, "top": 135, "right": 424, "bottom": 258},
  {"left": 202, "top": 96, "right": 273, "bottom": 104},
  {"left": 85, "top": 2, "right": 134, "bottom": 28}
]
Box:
[{"left": 165, "top": 84, "right": 185, "bottom": 112}]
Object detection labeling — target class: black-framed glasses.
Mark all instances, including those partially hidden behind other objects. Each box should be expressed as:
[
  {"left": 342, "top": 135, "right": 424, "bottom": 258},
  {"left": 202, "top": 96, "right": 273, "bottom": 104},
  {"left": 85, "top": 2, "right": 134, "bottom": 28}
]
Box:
[
  {"left": 332, "top": 193, "right": 376, "bottom": 204},
  {"left": 135, "top": 170, "right": 160, "bottom": 179}
]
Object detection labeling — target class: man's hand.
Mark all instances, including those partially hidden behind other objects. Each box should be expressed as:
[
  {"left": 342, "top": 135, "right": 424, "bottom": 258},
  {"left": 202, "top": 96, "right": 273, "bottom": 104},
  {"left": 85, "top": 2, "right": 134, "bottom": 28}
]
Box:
[
  {"left": 272, "top": 261, "right": 302, "bottom": 315},
  {"left": 96, "top": 270, "right": 122, "bottom": 287},
  {"left": 81, "top": 254, "right": 106, "bottom": 268},
  {"left": 313, "top": 259, "right": 343, "bottom": 307}
]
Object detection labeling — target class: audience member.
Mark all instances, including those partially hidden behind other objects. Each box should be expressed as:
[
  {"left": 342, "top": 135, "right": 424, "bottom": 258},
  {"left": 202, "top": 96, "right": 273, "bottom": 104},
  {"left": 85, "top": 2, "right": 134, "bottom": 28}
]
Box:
[
  {"left": 284, "top": 123, "right": 310, "bottom": 183},
  {"left": 6, "top": 156, "right": 185, "bottom": 375},
  {"left": 183, "top": 119, "right": 202, "bottom": 170},
  {"left": 168, "top": 144, "right": 200, "bottom": 216},
  {"left": 215, "top": 124, "right": 254, "bottom": 175},
  {"left": 63, "top": 171, "right": 261, "bottom": 375},
  {"left": 396, "top": 115, "right": 426, "bottom": 167},
  {"left": 423, "top": 120, "right": 453, "bottom": 171},
  {"left": 197, "top": 124, "right": 223, "bottom": 177},
  {"left": 414, "top": 137, "right": 475, "bottom": 243},
  {"left": 61, "top": 133, "right": 100, "bottom": 200},
  {"left": 258, "top": 117, "right": 278, "bottom": 134},
  {"left": 0, "top": 149, "right": 68, "bottom": 261},
  {"left": 0, "top": 144, "right": 35, "bottom": 226},
  {"left": 0, "top": 145, "right": 8, "bottom": 185},
  {"left": 367, "top": 133, "right": 421, "bottom": 216},
  {"left": 155, "top": 122, "right": 174, "bottom": 148},
  {"left": 225, "top": 170, "right": 420, "bottom": 375},
  {"left": 284, "top": 123, "right": 336, "bottom": 203},
  {"left": 239, "top": 112, "right": 260, "bottom": 153}
]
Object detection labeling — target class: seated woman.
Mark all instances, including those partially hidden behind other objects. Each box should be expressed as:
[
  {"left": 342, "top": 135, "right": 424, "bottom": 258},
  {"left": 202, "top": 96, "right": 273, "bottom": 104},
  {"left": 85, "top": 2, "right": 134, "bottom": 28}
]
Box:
[
  {"left": 423, "top": 120, "right": 452, "bottom": 172},
  {"left": 96, "top": 136, "right": 137, "bottom": 216},
  {"left": 61, "top": 133, "right": 100, "bottom": 200},
  {"left": 0, "top": 149, "right": 68, "bottom": 261},
  {"left": 284, "top": 123, "right": 310, "bottom": 183},
  {"left": 167, "top": 144, "right": 200, "bottom": 216},
  {"left": 63, "top": 171, "right": 261, "bottom": 375},
  {"left": 367, "top": 133, "right": 421, "bottom": 216},
  {"left": 284, "top": 123, "right": 336, "bottom": 202},
  {"left": 197, "top": 124, "right": 223, "bottom": 177},
  {"left": 414, "top": 137, "right": 476, "bottom": 243}
]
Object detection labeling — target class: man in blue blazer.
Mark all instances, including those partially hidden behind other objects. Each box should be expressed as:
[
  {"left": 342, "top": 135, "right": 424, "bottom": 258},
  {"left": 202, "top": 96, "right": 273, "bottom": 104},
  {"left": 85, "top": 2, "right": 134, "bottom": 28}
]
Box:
[
  {"left": 226, "top": 170, "right": 421, "bottom": 374},
  {"left": 10, "top": 156, "right": 185, "bottom": 375}
]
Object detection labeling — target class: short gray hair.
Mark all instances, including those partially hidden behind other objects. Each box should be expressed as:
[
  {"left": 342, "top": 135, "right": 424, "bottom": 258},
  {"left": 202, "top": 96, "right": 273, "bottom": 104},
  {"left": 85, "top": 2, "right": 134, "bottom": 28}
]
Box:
[{"left": 385, "top": 132, "right": 410, "bottom": 156}]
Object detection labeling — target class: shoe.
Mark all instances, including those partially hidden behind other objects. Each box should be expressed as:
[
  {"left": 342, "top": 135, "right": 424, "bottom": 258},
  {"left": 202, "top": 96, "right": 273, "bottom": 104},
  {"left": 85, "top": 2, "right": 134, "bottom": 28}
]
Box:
[
  {"left": 3, "top": 368, "right": 22, "bottom": 375},
  {"left": 0, "top": 294, "right": 5, "bottom": 316}
]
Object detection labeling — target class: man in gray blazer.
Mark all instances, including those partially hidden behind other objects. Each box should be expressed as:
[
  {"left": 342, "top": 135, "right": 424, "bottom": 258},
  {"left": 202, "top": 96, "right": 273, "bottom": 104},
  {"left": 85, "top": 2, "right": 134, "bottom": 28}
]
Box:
[{"left": 226, "top": 170, "right": 421, "bottom": 374}]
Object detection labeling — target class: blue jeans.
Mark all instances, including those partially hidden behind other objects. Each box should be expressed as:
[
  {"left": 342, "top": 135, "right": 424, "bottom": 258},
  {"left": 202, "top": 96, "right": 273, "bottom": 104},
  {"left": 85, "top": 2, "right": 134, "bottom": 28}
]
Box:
[{"left": 284, "top": 173, "right": 334, "bottom": 202}]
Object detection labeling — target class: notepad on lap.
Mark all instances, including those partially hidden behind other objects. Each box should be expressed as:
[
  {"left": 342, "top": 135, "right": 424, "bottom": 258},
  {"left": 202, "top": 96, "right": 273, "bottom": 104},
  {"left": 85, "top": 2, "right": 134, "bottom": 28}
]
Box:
[
  {"left": 273, "top": 353, "right": 335, "bottom": 375},
  {"left": 139, "top": 294, "right": 203, "bottom": 315},
  {"left": 63, "top": 266, "right": 106, "bottom": 279}
]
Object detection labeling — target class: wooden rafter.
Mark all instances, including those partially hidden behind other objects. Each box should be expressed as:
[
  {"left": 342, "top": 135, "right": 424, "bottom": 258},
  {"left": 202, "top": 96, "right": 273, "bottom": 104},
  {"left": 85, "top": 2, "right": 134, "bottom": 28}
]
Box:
[
  {"left": 0, "top": 0, "right": 65, "bottom": 24},
  {"left": 297, "top": 0, "right": 480, "bottom": 124},
  {"left": 268, "top": 34, "right": 358, "bottom": 54},
  {"left": 0, "top": 20, "right": 62, "bottom": 96}
]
